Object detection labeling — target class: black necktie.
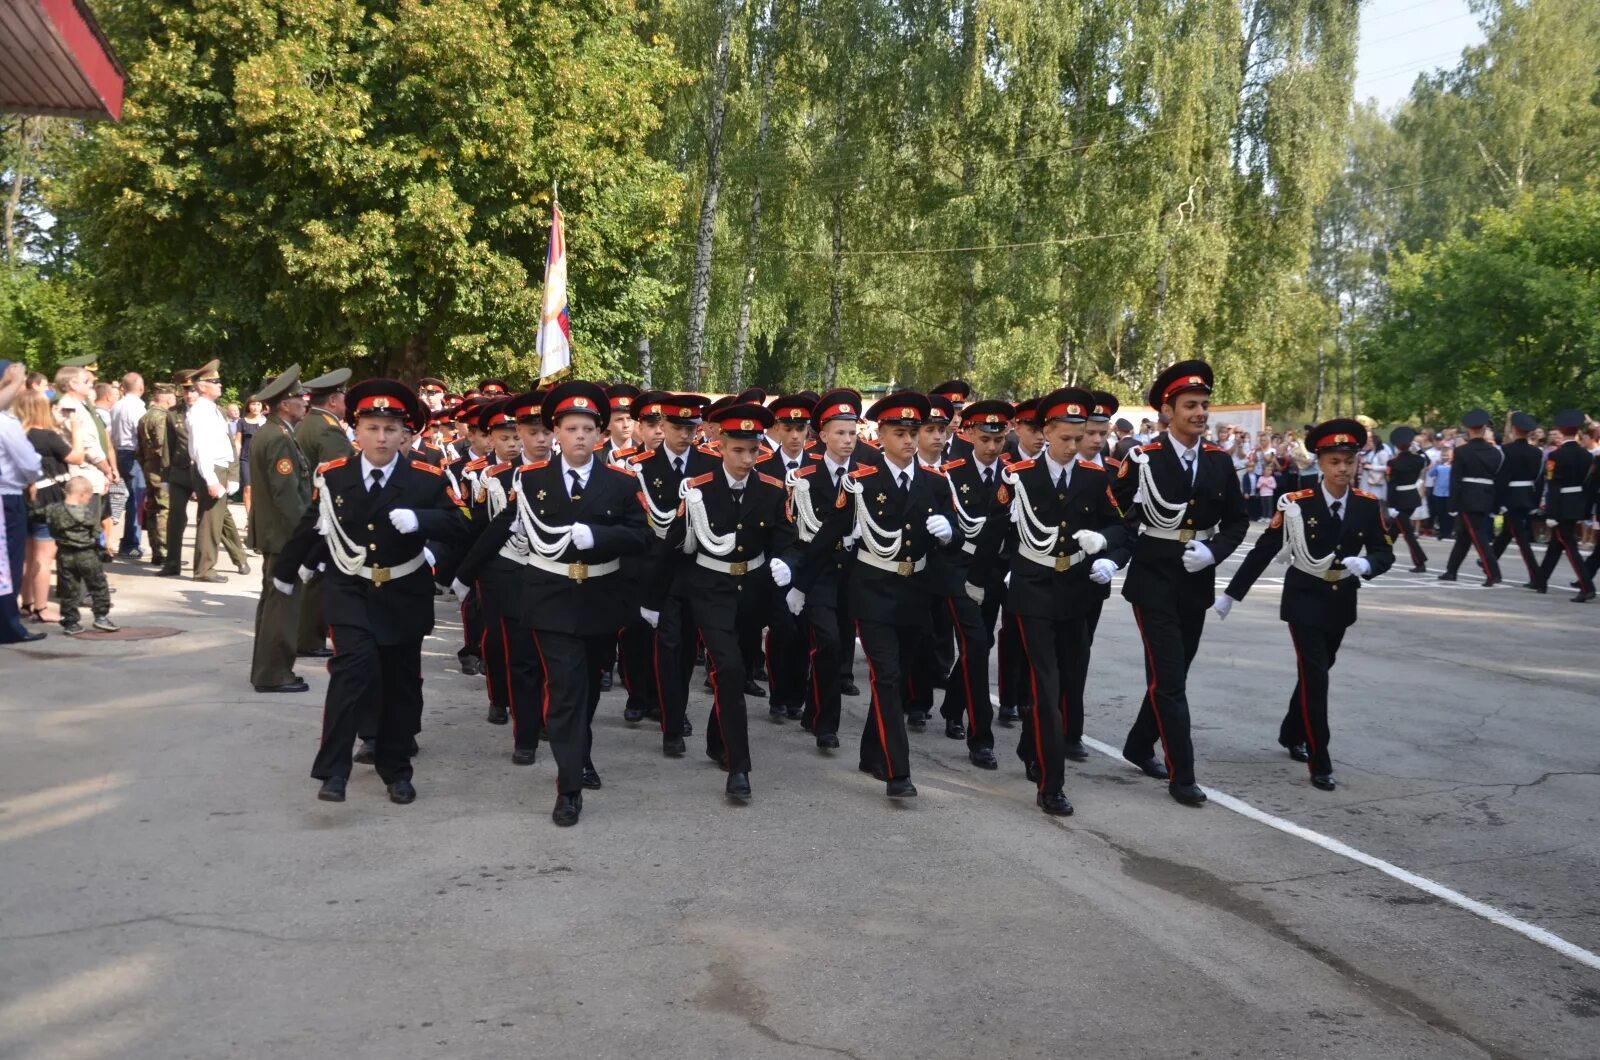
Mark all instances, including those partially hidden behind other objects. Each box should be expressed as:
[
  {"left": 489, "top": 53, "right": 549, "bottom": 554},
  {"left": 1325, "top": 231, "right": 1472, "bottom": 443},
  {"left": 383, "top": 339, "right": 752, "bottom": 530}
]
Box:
[
  {"left": 673, "top": 457, "right": 684, "bottom": 477},
  {"left": 1057, "top": 469, "right": 1068, "bottom": 491},
  {"left": 983, "top": 466, "right": 994, "bottom": 488},
  {"left": 1182, "top": 452, "right": 1196, "bottom": 482},
  {"left": 896, "top": 471, "right": 908, "bottom": 492},
  {"left": 368, "top": 468, "right": 383, "bottom": 493},
  {"left": 1329, "top": 499, "right": 1343, "bottom": 532},
  {"left": 569, "top": 470, "right": 583, "bottom": 500},
  {"left": 787, "top": 460, "right": 798, "bottom": 473},
  {"left": 732, "top": 486, "right": 745, "bottom": 507},
  {"left": 835, "top": 467, "right": 845, "bottom": 485}
]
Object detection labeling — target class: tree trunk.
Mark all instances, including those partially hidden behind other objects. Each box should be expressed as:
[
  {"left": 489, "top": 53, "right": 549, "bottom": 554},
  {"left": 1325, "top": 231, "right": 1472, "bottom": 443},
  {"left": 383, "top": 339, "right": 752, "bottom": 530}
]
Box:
[
  {"left": 379, "top": 329, "right": 431, "bottom": 382},
  {"left": 683, "top": 8, "right": 737, "bottom": 390},
  {"left": 637, "top": 334, "right": 653, "bottom": 388},
  {"left": 825, "top": 192, "right": 844, "bottom": 388},
  {"left": 729, "top": 6, "right": 775, "bottom": 391},
  {"left": 1314, "top": 338, "right": 1326, "bottom": 418},
  {"left": 955, "top": 0, "right": 980, "bottom": 375},
  {"left": 3, "top": 119, "right": 32, "bottom": 268}
]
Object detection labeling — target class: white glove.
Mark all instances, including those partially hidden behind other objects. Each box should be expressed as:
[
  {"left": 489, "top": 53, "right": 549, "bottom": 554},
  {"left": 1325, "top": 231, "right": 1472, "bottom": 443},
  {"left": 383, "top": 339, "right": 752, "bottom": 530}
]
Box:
[
  {"left": 785, "top": 588, "right": 806, "bottom": 616},
  {"left": 640, "top": 607, "right": 660, "bottom": 629},
  {"left": 965, "top": 582, "right": 985, "bottom": 604},
  {"left": 769, "top": 558, "right": 792, "bottom": 587},
  {"left": 423, "top": 547, "right": 436, "bottom": 569},
  {"left": 1212, "top": 594, "right": 1234, "bottom": 619},
  {"left": 1073, "top": 529, "right": 1107, "bottom": 555},
  {"left": 297, "top": 565, "right": 316, "bottom": 584},
  {"left": 571, "top": 522, "right": 594, "bottom": 550},
  {"left": 450, "top": 579, "right": 471, "bottom": 601},
  {"left": 1181, "top": 540, "right": 1216, "bottom": 573},
  {"left": 1089, "top": 558, "right": 1116, "bottom": 584},
  {"left": 1341, "top": 556, "right": 1371, "bottom": 578},
  {"left": 1547, "top": 518, "right": 1558, "bottom": 527},
  {"left": 842, "top": 532, "right": 859, "bottom": 550},
  {"left": 926, "top": 514, "right": 953, "bottom": 543},
  {"left": 1386, "top": 508, "right": 1398, "bottom": 519},
  {"left": 388, "top": 508, "right": 419, "bottom": 533},
  {"left": 272, "top": 577, "right": 296, "bottom": 596}
]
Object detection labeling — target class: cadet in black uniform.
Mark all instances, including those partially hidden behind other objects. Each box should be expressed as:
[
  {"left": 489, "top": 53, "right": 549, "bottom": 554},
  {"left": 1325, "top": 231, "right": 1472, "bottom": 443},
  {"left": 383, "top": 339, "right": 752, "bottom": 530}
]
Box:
[
  {"left": 1383, "top": 427, "right": 1429, "bottom": 572},
  {"left": 910, "top": 392, "right": 959, "bottom": 727},
  {"left": 1492, "top": 411, "right": 1545, "bottom": 585},
  {"left": 274, "top": 380, "right": 468, "bottom": 805},
  {"left": 1530, "top": 410, "right": 1596, "bottom": 602},
  {"left": 645, "top": 403, "right": 798, "bottom": 800},
  {"left": 1065, "top": 390, "right": 1122, "bottom": 759},
  {"left": 931, "top": 379, "right": 974, "bottom": 462},
  {"left": 995, "top": 397, "right": 1044, "bottom": 727},
  {"left": 1438, "top": 409, "right": 1503, "bottom": 586},
  {"left": 971, "top": 388, "right": 1127, "bottom": 815},
  {"left": 1110, "top": 360, "right": 1250, "bottom": 807},
  {"left": 1218, "top": 420, "right": 1396, "bottom": 791},
  {"left": 761, "top": 393, "right": 821, "bottom": 723}
]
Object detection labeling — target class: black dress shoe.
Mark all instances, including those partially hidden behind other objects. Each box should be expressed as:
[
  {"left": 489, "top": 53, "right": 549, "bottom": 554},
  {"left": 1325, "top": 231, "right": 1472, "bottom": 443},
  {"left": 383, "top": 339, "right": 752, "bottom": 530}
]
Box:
[
  {"left": 907, "top": 712, "right": 925, "bottom": 731},
  {"left": 682, "top": 717, "right": 694, "bottom": 737},
  {"left": 1311, "top": 773, "right": 1337, "bottom": 791},
  {"left": 744, "top": 678, "right": 766, "bottom": 698},
  {"left": 1065, "top": 740, "right": 1090, "bottom": 762},
  {"left": 552, "top": 792, "right": 582, "bottom": 827},
  {"left": 1572, "top": 590, "right": 1595, "bottom": 603},
  {"left": 1436, "top": 572, "right": 1457, "bottom": 582},
  {"left": 195, "top": 573, "right": 228, "bottom": 584},
  {"left": 663, "top": 736, "right": 686, "bottom": 757},
  {"left": 487, "top": 703, "right": 509, "bottom": 725},
  {"left": 859, "top": 761, "right": 888, "bottom": 782},
  {"left": 1285, "top": 743, "right": 1310, "bottom": 762},
  {"left": 945, "top": 720, "right": 966, "bottom": 740},
  {"left": 238, "top": 559, "right": 251, "bottom": 576},
  {"left": 786, "top": 704, "right": 803, "bottom": 720},
  {"left": 317, "top": 776, "right": 346, "bottom": 802},
  {"left": 840, "top": 680, "right": 860, "bottom": 697},
  {"left": 769, "top": 701, "right": 786, "bottom": 721},
  {"left": 968, "top": 748, "right": 998, "bottom": 770},
  {"left": 1037, "top": 791, "right": 1075, "bottom": 816},
  {"left": 511, "top": 747, "right": 538, "bottom": 766},
  {"left": 1524, "top": 581, "right": 1547, "bottom": 593},
  {"left": 387, "top": 779, "right": 416, "bottom": 804},
  {"left": 624, "top": 704, "right": 645, "bottom": 724},
  {"left": 1483, "top": 577, "right": 1500, "bottom": 587},
  {"left": 297, "top": 647, "right": 334, "bottom": 658},
  {"left": 460, "top": 656, "right": 482, "bottom": 676},
  {"left": 13, "top": 630, "right": 47, "bottom": 643},
  {"left": 726, "top": 772, "right": 752, "bottom": 800},
  {"left": 600, "top": 669, "right": 613, "bottom": 692},
  {"left": 1023, "top": 760, "right": 1041, "bottom": 784},
  {"left": 996, "top": 705, "right": 1018, "bottom": 727},
  {"left": 157, "top": 567, "right": 183, "bottom": 577},
  {"left": 254, "top": 678, "right": 310, "bottom": 693},
  {"left": 886, "top": 778, "right": 918, "bottom": 799},
  {"left": 1169, "top": 782, "right": 1207, "bottom": 806},
  {"left": 1410, "top": 565, "right": 1427, "bottom": 573},
  {"left": 352, "top": 739, "right": 377, "bottom": 765},
  {"left": 581, "top": 765, "right": 603, "bottom": 790},
  {"left": 816, "top": 733, "right": 840, "bottom": 750},
  {"left": 1124, "top": 753, "right": 1170, "bottom": 780}
]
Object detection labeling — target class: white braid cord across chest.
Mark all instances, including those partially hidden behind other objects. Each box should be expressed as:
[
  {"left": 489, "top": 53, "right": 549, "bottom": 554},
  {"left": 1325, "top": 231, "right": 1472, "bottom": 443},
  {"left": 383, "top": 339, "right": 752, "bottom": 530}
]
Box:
[
  {"left": 680, "top": 479, "right": 737, "bottom": 557},
  {"left": 1000, "top": 465, "right": 1060, "bottom": 553},
  {"left": 842, "top": 474, "right": 904, "bottom": 560},
  {"left": 1128, "top": 447, "right": 1186, "bottom": 532}
]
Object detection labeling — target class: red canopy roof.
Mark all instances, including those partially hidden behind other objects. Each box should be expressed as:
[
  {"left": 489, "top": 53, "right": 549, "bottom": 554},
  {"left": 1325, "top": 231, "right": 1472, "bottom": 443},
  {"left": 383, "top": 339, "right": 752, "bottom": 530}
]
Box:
[{"left": 0, "top": 0, "right": 125, "bottom": 120}]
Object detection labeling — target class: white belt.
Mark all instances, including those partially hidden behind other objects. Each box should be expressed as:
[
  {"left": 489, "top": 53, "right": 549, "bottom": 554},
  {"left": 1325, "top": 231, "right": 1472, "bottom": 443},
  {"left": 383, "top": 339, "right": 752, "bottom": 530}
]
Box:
[
  {"left": 527, "top": 554, "right": 621, "bottom": 582},
  {"left": 1018, "top": 545, "right": 1086, "bottom": 572},
  {"left": 355, "top": 552, "right": 428, "bottom": 584},
  {"left": 1507, "top": 480, "right": 1534, "bottom": 488},
  {"left": 695, "top": 552, "right": 766, "bottom": 576},
  {"left": 856, "top": 552, "right": 927, "bottom": 576},
  {"left": 1290, "top": 560, "right": 1352, "bottom": 582},
  {"left": 1461, "top": 477, "right": 1494, "bottom": 485},
  {"left": 1141, "top": 525, "right": 1216, "bottom": 542},
  {"left": 1559, "top": 486, "right": 1583, "bottom": 494},
  {"left": 1393, "top": 482, "right": 1419, "bottom": 491}
]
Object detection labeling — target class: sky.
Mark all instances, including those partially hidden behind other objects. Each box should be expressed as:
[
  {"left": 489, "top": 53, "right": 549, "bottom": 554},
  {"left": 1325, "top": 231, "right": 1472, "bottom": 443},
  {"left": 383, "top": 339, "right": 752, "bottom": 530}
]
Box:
[{"left": 1354, "top": 0, "right": 1488, "bottom": 112}]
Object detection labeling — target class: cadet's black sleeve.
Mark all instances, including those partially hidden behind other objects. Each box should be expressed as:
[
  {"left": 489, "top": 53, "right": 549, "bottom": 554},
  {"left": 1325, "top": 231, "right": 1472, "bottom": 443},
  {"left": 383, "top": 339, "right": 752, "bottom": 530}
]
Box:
[
  {"left": 582, "top": 468, "right": 650, "bottom": 560},
  {"left": 1225, "top": 509, "right": 1285, "bottom": 602},
  {"left": 455, "top": 506, "right": 516, "bottom": 587},
  {"left": 645, "top": 502, "right": 689, "bottom": 611},
  {"left": 1207, "top": 452, "right": 1251, "bottom": 563},
  {"left": 1363, "top": 503, "right": 1396, "bottom": 580},
  {"left": 793, "top": 478, "right": 852, "bottom": 595},
  {"left": 272, "top": 492, "right": 325, "bottom": 583},
  {"left": 415, "top": 475, "right": 469, "bottom": 545}
]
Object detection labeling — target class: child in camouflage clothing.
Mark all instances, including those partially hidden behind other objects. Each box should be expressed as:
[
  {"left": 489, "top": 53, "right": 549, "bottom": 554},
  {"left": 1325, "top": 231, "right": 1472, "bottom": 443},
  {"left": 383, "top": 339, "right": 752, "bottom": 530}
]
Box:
[{"left": 45, "top": 477, "right": 119, "bottom": 635}]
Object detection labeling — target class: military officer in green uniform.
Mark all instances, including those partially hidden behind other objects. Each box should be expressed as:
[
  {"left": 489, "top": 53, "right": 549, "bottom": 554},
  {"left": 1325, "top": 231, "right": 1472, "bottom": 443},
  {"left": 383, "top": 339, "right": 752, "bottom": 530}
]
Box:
[
  {"left": 248, "top": 366, "right": 313, "bottom": 692},
  {"left": 136, "top": 382, "right": 177, "bottom": 567},
  {"left": 293, "top": 368, "right": 354, "bottom": 657},
  {"left": 158, "top": 369, "right": 199, "bottom": 577}
]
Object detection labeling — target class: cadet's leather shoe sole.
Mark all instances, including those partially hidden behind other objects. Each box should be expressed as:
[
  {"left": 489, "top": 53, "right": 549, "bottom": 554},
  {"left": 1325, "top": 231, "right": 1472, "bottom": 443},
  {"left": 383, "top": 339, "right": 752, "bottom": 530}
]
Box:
[
  {"left": 1572, "top": 591, "right": 1595, "bottom": 603},
  {"left": 886, "top": 778, "right": 918, "bottom": 799},
  {"left": 1311, "top": 774, "right": 1337, "bottom": 791},
  {"left": 511, "top": 748, "right": 538, "bottom": 766},
  {"left": 1523, "top": 581, "right": 1547, "bottom": 593},
  {"left": 459, "top": 657, "right": 483, "bottom": 676},
  {"left": 996, "top": 706, "right": 1018, "bottom": 727},
  {"left": 1285, "top": 743, "right": 1310, "bottom": 762},
  {"left": 1065, "top": 741, "right": 1090, "bottom": 762},
  {"left": 816, "top": 734, "right": 840, "bottom": 750},
  {"left": 840, "top": 681, "right": 860, "bottom": 697},
  {"left": 317, "top": 776, "right": 346, "bottom": 802},
  {"left": 1125, "top": 753, "right": 1170, "bottom": 781},
  {"left": 1169, "top": 782, "right": 1208, "bottom": 806},
  {"left": 254, "top": 679, "right": 309, "bottom": 693},
  {"left": 1410, "top": 565, "right": 1428, "bottom": 573},
  {"left": 744, "top": 679, "right": 766, "bottom": 698},
  {"left": 297, "top": 647, "right": 334, "bottom": 658},
  {"left": 487, "top": 704, "right": 509, "bottom": 725},
  {"left": 552, "top": 792, "right": 582, "bottom": 827},
  {"left": 581, "top": 766, "right": 603, "bottom": 790},
  {"left": 968, "top": 748, "right": 998, "bottom": 770},
  {"left": 387, "top": 780, "right": 416, "bottom": 804},
  {"left": 623, "top": 706, "right": 645, "bottom": 724},
  {"left": 1037, "top": 791, "right": 1074, "bottom": 816},
  {"left": 945, "top": 721, "right": 966, "bottom": 740},
  {"left": 1436, "top": 572, "right": 1457, "bottom": 582},
  {"left": 907, "top": 713, "right": 926, "bottom": 731},
  {"left": 726, "top": 773, "right": 752, "bottom": 800},
  {"left": 663, "top": 737, "right": 686, "bottom": 757}
]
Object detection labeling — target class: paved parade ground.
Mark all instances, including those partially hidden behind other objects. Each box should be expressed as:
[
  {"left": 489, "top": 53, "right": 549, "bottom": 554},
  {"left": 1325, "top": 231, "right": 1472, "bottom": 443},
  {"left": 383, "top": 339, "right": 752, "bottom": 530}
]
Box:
[{"left": 2, "top": 513, "right": 1597, "bottom": 1059}]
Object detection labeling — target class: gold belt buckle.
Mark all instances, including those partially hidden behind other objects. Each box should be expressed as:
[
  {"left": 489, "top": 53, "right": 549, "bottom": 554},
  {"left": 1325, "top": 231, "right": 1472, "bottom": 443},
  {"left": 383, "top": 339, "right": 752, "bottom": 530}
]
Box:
[
  {"left": 897, "top": 559, "right": 914, "bottom": 576},
  {"left": 1323, "top": 569, "right": 1344, "bottom": 583},
  {"left": 370, "top": 565, "right": 391, "bottom": 585},
  {"left": 1178, "top": 529, "right": 1194, "bottom": 543},
  {"left": 728, "top": 561, "right": 748, "bottom": 576},
  {"left": 1055, "top": 555, "right": 1072, "bottom": 572},
  {"left": 569, "top": 562, "right": 589, "bottom": 583}
]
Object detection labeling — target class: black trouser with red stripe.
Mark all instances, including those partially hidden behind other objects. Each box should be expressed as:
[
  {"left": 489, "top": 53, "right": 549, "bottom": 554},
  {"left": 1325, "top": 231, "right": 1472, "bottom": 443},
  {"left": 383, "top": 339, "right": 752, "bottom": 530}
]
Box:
[
  {"left": 996, "top": 602, "right": 1030, "bottom": 713},
  {"left": 1124, "top": 604, "right": 1205, "bottom": 787},
  {"left": 1392, "top": 505, "right": 1427, "bottom": 568},
  {"left": 696, "top": 620, "right": 752, "bottom": 773},
  {"left": 1536, "top": 520, "right": 1595, "bottom": 594},
  {"left": 652, "top": 592, "right": 698, "bottom": 739},
  {"left": 1013, "top": 613, "right": 1087, "bottom": 794},
  {"left": 800, "top": 599, "right": 843, "bottom": 735},
  {"left": 529, "top": 628, "right": 609, "bottom": 794},
  {"left": 458, "top": 590, "right": 485, "bottom": 667},
  {"left": 938, "top": 593, "right": 994, "bottom": 751},
  {"left": 1280, "top": 623, "right": 1346, "bottom": 776},
  {"left": 765, "top": 598, "right": 808, "bottom": 716},
  {"left": 1444, "top": 512, "right": 1500, "bottom": 581},
  {"left": 314, "top": 626, "right": 422, "bottom": 784},
  {"left": 618, "top": 618, "right": 658, "bottom": 717},
  {"left": 1061, "top": 593, "right": 1107, "bottom": 744},
  {"left": 854, "top": 617, "right": 919, "bottom": 781},
  {"left": 1491, "top": 507, "right": 1539, "bottom": 581}
]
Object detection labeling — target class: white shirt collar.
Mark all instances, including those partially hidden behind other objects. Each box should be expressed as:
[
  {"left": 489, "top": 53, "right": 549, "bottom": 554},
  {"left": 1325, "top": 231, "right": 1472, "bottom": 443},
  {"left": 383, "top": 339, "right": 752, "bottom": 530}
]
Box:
[
  {"left": 823, "top": 453, "right": 850, "bottom": 479},
  {"left": 724, "top": 468, "right": 751, "bottom": 490},
  {"left": 359, "top": 451, "right": 401, "bottom": 485},
  {"left": 882, "top": 456, "right": 915, "bottom": 482},
  {"left": 972, "top": 454, "right": 998, "bottom": 477},
  {"left": 1322, "top": 483, "right": 1350, "bottom": 512},
  {"left": 1044, "top": 450, "right": 1073, "bottom": 484},
  {"left": 662, "top": 442, "right": 691, "bottom": 467},
  {"left": 1168, "top": 433, "right": 1199, "bottom": 461},
  {"left": 561, "top": 454, "right": 594, "bottom": 480}
]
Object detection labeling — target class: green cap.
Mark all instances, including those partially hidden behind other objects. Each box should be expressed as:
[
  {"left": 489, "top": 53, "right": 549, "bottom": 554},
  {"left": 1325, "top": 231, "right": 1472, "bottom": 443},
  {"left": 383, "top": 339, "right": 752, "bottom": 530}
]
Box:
[
  {"left": 301, "top": 367, "right": 352, "bottom": 393},
  {"left": 59, "top": 353, "right": 99, "bottom": 371},
  {"left": 253, "top": 364, "right": 303, "bottom": 405}
]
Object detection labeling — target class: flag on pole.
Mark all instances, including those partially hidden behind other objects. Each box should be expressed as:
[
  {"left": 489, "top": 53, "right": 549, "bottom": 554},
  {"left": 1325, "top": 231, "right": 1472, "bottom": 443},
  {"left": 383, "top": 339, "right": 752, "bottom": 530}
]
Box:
[{"left": 537, "top": 195, "right": 572, "bottom": 383}]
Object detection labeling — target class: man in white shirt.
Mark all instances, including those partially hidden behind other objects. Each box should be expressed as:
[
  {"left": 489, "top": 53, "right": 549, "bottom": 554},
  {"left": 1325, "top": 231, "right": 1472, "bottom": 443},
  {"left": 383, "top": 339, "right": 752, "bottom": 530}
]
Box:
[
  {"left": 109, "top": 372, "right": 148, "bottom": 557},
  {"left": 188, "top": 359, "right": 250, "bottom": 582}
]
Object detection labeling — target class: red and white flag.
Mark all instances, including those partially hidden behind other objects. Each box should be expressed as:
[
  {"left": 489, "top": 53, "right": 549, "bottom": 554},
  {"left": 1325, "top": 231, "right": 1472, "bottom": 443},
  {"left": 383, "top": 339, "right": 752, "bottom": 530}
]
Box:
[{"left": 537, "top": 199, "right": 572, "bottom": 382}]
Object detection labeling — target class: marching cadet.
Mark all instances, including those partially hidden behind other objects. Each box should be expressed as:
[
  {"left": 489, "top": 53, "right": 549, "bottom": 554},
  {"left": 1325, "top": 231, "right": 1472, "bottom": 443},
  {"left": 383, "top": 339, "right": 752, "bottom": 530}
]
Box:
[
  {"left": 610, "top": 389, "right": 671, "bottom": 726},
  {"left": 761, "top": 393, "right": 821, "bottom": 722},
  {"left": 273, "top": 380, "right": 467, "bottom": 805},
  {"left": 643, "top": 403, "right": 798, "bottom": 801},
  {"left": 1216, "top": 419, "right": 1395, "bottom": 791},
  {"left": 1529, "top": 409, "right": 1596, "bottom": 602},
  {"left": 477, "top": 378, "right": 510, "bottom": 398},
  {"left": 1437, "top": 409, "right": 1503, "bottom": 586},
  {"left": 909, "top": 392, "right": 958, "bottom": 728},
  {"left": 1064, "top": 390, "right": 1121, "bottom": 761},
  {"left": 1384, "top": 427, "right": 1430, "bottom": 572},
  {"left": 597, "top": 383, "right": 641, "bottom": 465},
  {"left": 597, "top": 383, "right": 646, "bottom": 694},
  {"left": 628, "top": 393, "right": 717, "bottom": 747},
  {"left": 448, "top": 401, "right": 496, "bottom": 677},
  {"left": 971, "top": 388, "right": 1125, "bottom": 815},
  {"left": 930, "top": 379, "right": 973, "bottom": 462},
  {"left": 933, "top": 399, "right": 1012, "bottom": 768},
  {"left": 456, "top": 382, "right": 651, "bottom": 826},
  {"left": 787, "top": 388, "right": 868, "bottom": 750},
  {"left": 995, "top": 397, "right": 1043, "bottom": 726},
  {"left": 246, "top": 366, "right": 312, "bottom": 694},
  {"left": 1492, "top": 411, "right": 1545, "bottom": 584},
  {"left": 1110, "top": 360, "right": 1250, "bottom": 807},
  {"left": 466, "top": 398, "right": 525, "bottom": 729},
  {"left": 832, "top": 391, "right": 958, "bottom": 800},
  {"left": 292, "top": 367, "right": 354, "bottom": 659}
]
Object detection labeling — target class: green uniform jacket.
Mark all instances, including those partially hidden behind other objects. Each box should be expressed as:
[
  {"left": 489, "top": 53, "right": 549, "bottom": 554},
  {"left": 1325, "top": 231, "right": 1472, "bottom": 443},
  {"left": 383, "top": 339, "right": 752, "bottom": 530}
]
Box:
[
  {"left": 165, "top": 403, "right": 195, "bottom": 488},
  {"left": 295, "top": 406, "right": 353, "bottom": 469},
  {"left": 136, "top": 406, "right": 170, "bottom": 476},
  {"left": 247, "top": 415, "right": 312, "bottom": 555}
]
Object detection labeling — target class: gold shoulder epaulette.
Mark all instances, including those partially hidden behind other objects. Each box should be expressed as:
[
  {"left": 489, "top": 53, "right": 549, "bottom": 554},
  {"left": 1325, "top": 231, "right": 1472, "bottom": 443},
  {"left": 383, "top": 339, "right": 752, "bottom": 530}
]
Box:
[
  {"left": 1352, "top": 488, "right": 1377, "bottom": 501},
  {"left": 1009, "top": 459, "right": 1036, "bottom": 471}
]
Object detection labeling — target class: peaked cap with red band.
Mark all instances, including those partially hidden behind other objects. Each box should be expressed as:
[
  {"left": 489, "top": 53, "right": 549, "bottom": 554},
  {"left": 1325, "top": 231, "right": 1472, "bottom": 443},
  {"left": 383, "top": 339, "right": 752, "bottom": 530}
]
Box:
[
  {"left": 637, "top": 391, "right": 708, "bottom": 424},
  {"left": 1011, "top": 397, "right": 1042, "bottom": 427},
  {"left": 865, "top": 390, "right": 931, "bottom": 428},
  {"left": 477, "top": 397, "right": 517, "bottom": 432},
  {"left": 926, "top": 394, "right": 955, "bottom": 424},
  {"left": 1088, "top": 390, "right": 1119, "bottom": 423},
  {"left": 1039, "top": 386, "right": 1094, "bottom": 424},
  {"left": 714, "top": 402, "right": 775, "bottom": 437},
  {"left": 768, "top": 392, "right": 817, "bottom": 423},
  {"left": 541, "top": 380, "right": 610, "bottom": 430},
  {"left": 477, "top": 378, "right": 510, "bottom": 396},
  {"left": 811, "top": 388, "right": 862, "bottom": 433},
  {"left": 1147, "top": 359, "right": 1214, "bottom": 410},
  {"left": 960, "top": 399, "right": 1013, "bottom": 434},
  {"left": 345, "top": 379, "right": 426, "bottom": 432},
  {"left": 504, "top": 390, "right": 548, "bottom": 424},
  {"left": 606, "top": 382, "right": 641, "bottom": 413},
  {"left": 930, "top": 379, "right": 972, "bottom": 406},
  {"left": 1307, "top": 418, "right": 1367, "bottom": 454}
]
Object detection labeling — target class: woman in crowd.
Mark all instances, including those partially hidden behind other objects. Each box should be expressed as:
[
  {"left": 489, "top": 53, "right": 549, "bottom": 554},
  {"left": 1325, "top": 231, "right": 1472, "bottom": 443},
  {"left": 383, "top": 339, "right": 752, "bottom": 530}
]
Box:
[
  {"left": 237, "top": 397, "right": 266, "bottom": 514},
  {"left": 15, "top": 389, "right": 85, "bottom": 623}
]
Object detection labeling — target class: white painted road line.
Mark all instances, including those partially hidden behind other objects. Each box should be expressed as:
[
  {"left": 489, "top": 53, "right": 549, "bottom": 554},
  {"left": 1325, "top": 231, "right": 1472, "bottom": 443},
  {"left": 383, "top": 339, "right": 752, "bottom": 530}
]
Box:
[{"left": 1080, "top": 735, "right": 1600, "bottom": 972}]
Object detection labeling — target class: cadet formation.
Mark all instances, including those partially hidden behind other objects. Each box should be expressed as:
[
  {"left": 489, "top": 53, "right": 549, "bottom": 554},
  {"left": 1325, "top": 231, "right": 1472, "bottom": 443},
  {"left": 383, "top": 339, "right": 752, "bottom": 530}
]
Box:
[{"left": 183, "top": 358, "right": 1597, "bottom": 827}]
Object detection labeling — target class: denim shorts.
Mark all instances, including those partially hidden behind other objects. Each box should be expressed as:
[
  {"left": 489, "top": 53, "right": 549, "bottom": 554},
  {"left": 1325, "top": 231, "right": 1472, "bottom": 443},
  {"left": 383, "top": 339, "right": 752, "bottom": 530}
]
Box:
[{"left": 25, "top": 517, "right": 52, "bottom": 542}]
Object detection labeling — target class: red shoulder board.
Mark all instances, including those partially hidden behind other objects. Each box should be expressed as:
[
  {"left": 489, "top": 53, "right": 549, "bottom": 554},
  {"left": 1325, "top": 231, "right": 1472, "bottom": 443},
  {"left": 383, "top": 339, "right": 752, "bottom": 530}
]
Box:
[
  {"left": 612, "top": 446, "right": 638, "bottom": 459},
  {"left": 792, "top": 464, "right": 817, "bottom": 478},
  {"left": 942, "top": 458, "right": 967, "bottom": 471},
  {"left": 923, "top": 465, "right": 947, "bottom": 477},
  {"left": 488, "top": 462, "right": 513, "bottom": 475},
  {"left": 412, "top": 460, "right": 443, "bottom": 476},
  {"left": 1139, "top": 442, "right": 1164, "bottom": 452},
  {"left": 754, "top": 451, "right": 775, "bottom": 464},
  {"left": 519, "top": 460, "right": 549, "bottom": 472},
  {"left": 688, "top": 473, "right": 715, "bottom": 487},
  {"left": 807, "top": 451, "right": 823, "bottom": 461},
  {"left": 697, "top": 444, "right": 720, "bottom": 457},
  {"left": 628, "top": 451, "right": 652, "bottom": 465},
  {"left": 1009, "top": 459, "right": 1036, "bottom": 472},
  {"left": 758, "top": 473, "right": 784, "bottom": 488},
  {"left": 1076, "top": 459, "right": 1103, "bottom": 471},
  {"left": 1105, "top": 456, "right": 1123, "bottom": 469},
  {"left": 601, "top": 461, "right": 635, "bottom": 475},
  {"left": 1288, "top": 489, "right": 1315, "bottom": 501},
  {"left": 1202, "top": 443, "right": 1225, "bottom": 453},
  {"left": 465, "top": 456, "right": 488, "bottom": 471},
  {"left": 317, "top": 457, "right": 348, "bottom": 474},
  {"left": 1352, "top": 488, "right": 1377, "bottom": 501},
  {"left": 849, "top": 466, "right": 878, "bottom": 479},
  {"left": 758, "top": 444, "right": 774, "bottom": 455}
]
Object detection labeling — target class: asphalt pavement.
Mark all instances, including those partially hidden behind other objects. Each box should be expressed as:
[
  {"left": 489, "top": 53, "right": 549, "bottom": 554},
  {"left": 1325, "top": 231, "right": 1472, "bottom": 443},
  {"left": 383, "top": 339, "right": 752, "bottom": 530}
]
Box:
[{"left": 1, "top": 511, "right": 1596, "bottom": 1059}]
